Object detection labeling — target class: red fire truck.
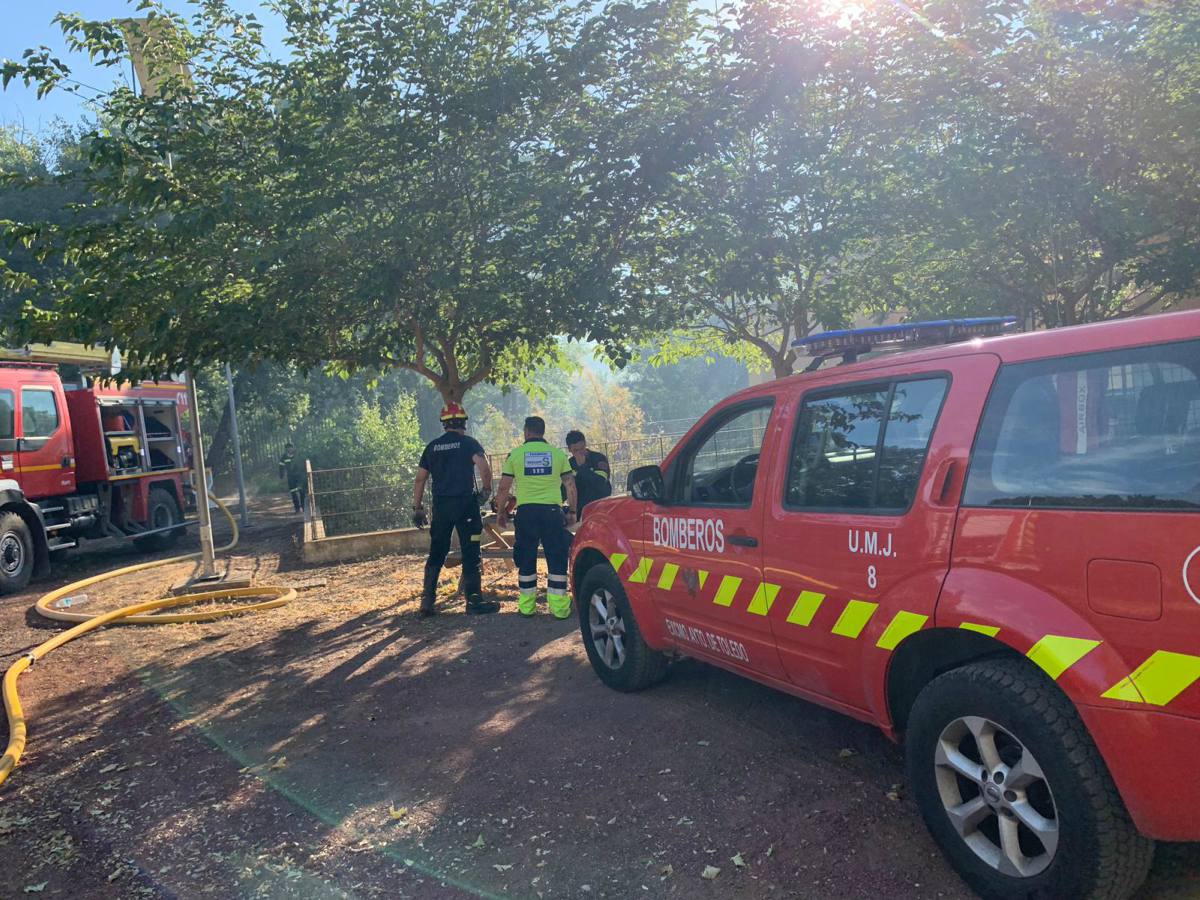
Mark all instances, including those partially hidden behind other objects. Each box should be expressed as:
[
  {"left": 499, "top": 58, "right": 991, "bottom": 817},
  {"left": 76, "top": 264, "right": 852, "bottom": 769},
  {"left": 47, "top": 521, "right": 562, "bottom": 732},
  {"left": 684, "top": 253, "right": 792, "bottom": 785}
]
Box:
[{"left": 0, "top": 348, "right": 193, "bottom": 593}]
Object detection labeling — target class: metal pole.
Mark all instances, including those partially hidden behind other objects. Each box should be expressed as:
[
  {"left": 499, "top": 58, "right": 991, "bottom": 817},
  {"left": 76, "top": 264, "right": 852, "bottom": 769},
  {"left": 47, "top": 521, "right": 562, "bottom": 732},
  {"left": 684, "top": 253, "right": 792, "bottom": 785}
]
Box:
[
  {"left": 187, "top": 371, "right": 216, "bottom": 578},
  {"left": 224, "top": 362, "right": 249, "bottom": 527}
]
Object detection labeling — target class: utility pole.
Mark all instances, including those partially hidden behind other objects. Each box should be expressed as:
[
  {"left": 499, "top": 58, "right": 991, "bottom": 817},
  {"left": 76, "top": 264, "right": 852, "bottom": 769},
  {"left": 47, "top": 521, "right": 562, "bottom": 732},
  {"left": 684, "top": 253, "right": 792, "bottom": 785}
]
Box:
[
  {"left": 123, "top": 20, "right": 218, "bottom": 577},
  {"left": 187, "top": 372, "right": 217, "bottom": 578},
  {"left": 225, "top": 362, "right": 249, "bottom": 527}
]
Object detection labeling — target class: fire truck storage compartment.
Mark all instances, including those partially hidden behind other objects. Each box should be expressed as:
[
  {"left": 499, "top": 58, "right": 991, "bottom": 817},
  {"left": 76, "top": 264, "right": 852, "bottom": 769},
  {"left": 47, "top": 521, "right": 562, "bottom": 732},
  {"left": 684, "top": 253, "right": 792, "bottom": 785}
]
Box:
[
  {"left": 65, "top": 390, "right": 184, "bottom": 482},
  {"left": 141, "top": 400, "right": 184, "bottom": 471}
]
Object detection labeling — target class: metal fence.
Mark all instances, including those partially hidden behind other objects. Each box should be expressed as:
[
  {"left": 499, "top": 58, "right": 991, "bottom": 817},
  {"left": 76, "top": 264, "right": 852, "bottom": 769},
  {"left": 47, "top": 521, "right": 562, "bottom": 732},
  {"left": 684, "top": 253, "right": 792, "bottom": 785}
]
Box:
[
  {"left": 304, "top": 423, "right": 790, "bottom": 540},
  {"left": 307, "top": 462, "right": 414, "bottom": 538},
  {"left": 307, "top": 433, "right": 685, "bottom": 539}
]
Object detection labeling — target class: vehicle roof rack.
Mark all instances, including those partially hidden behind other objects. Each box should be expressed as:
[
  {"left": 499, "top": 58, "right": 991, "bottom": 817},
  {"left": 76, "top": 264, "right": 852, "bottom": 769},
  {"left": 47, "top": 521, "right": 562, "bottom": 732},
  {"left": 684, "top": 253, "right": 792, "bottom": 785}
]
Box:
[{"left": 793, "top": 316, "right": 1019, "bottom": 372}]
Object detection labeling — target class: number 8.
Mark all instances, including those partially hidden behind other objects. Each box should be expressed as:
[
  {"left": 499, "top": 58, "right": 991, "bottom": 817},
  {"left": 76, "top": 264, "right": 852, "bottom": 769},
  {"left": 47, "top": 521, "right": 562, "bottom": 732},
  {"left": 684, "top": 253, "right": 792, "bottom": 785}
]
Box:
[{"left": 867, "top": 565, "right": 877, "bottom": 589}]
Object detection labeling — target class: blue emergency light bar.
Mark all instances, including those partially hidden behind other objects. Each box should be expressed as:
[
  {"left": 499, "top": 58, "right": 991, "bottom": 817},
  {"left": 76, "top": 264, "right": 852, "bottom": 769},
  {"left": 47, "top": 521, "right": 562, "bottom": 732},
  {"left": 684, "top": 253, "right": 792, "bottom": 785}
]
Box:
[{"left": 793, "top": 316, "right": 1019, "bottom": 356}]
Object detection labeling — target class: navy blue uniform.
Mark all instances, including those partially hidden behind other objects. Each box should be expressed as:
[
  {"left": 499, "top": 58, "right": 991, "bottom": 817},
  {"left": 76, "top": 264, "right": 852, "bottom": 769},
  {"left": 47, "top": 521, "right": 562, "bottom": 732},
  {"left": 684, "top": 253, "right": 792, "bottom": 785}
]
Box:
[
  {"left": 569, "top": 450, "right": 611, "bottom": 518},
  {"left": 419, "top": 431, "right": 485, "bottom": 596}
]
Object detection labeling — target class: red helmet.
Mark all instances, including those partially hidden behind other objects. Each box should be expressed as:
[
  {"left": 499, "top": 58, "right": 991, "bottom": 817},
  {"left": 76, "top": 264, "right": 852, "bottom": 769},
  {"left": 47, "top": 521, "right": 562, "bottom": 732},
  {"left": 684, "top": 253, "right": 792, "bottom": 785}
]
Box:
[{"left": 440, "top": 402, "right": 469, "bottom": 422}]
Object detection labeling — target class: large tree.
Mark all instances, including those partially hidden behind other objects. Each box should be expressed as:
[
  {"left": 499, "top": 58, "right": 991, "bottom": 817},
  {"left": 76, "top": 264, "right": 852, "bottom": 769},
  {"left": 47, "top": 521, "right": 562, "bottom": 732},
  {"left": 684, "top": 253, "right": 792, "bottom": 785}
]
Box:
[
  {"left": 890, "top": 1, "right": 1200, "bottom": 326},
  {"left": 2, "top": 0, "right": 726, "bottom": 401},
  {"left": 643, "top": 0, "right": 948, "bottom": 378}
]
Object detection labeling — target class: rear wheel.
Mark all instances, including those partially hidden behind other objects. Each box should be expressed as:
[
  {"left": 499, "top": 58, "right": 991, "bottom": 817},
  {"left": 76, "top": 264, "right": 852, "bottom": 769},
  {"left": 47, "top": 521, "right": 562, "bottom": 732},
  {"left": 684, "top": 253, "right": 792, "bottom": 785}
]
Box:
[
  {"left": 577, "top": 563, "right": 667, "bottom": 692},
  {"left": 906, "top": 658, "right": 1153, "bottom": 900},
  {"left": 134, "top": 488, "right": 182, "bottom": 552},
  {"left": 0, "top": 512, "right": 34, "bottom": 594}
]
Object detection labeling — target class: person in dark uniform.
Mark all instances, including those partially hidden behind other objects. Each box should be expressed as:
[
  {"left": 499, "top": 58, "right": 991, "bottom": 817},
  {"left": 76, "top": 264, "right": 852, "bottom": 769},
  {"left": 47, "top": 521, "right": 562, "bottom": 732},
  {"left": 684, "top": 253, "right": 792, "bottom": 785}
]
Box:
[
  {"left": 564, "top": 429, "right": 611, "bottom": 519},
  {"left": 494, "top": 416, "right": 578, "bottom": 618},
  {"left": 278, "top": 442, "right": 306, "bottom": 513},
  {"left": 412, "top": 402, "right": 498, "bottom": 617}
]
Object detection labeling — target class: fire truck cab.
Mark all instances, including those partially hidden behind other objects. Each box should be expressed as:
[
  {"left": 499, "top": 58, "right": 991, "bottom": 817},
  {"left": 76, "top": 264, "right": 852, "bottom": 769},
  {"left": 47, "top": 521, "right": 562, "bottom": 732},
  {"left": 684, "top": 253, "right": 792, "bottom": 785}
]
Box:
[
  {"left": 0, "top": 347, "right": 192, "bottom": 594},
  {"left": 570, "top": 312, "right": 1200, "bottom": 900}
]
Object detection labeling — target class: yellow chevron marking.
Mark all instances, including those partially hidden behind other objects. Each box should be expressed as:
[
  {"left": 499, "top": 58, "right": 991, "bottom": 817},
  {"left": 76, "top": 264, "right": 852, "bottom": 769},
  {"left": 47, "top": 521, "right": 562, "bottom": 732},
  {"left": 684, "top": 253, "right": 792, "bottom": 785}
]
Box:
[
  {"left": 609, "top": 553, "right": 628, "bottom": 573},
  {"left": 656, "top": 563, "right": 679, "bottom": 591},
  {"left": 712, "top": 575, "right": 742, "bottom": 607},
  {"left": 628, "top": 557, "right": 654, "bottom": 584},
  {"left": 698, "top": 570, "right": 709, "bottom": 588},
  {"left": 1101, "top": 651, "right": 1200, "bottom": 706},
  {"left": 747, "top": 582, "right": 781, "bottom": 616},
  {"left": 876, "top": 611, "right": 929, "bottom": 650},
  {"left": 785, "top": 591, "right": 825, "bottom": 626},
  {"left": 831, "top": 600, "right": 878, "bottom": 639},
  {"left": 959, "top": 622, "right": 1001, "bottom": 637},
  {"left": 1026, "top": 635, "right": 1101, "bottom": 680}
]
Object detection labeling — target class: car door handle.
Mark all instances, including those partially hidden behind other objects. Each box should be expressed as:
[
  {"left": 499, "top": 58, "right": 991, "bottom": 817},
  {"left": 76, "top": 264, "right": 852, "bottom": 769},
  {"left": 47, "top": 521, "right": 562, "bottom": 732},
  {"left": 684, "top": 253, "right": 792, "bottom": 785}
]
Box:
[{"left": 728, "top": 534, "right": 758, "bottom": 547}]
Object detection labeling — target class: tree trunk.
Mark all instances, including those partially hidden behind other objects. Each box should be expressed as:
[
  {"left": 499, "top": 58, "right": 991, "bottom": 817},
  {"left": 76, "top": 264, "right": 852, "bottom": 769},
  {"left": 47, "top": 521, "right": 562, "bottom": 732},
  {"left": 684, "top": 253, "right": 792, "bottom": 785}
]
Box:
[{"left": 771, "top": 352, "right": 795, "bottom": 380}]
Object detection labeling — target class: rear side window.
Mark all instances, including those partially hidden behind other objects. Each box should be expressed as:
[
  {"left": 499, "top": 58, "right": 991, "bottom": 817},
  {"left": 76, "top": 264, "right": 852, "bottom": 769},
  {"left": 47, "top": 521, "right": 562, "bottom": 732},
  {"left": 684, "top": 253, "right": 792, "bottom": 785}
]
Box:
[
  {"left": 964, "top": 340, "right": 1200, "bottom": 510},
  {"left": 0, "top": 390, "right": 12, "bottom": 439},
  {"left": 21, "top": 388, "right": 59, "bottom": 438},
  {"left": 786, "top": 376, "right": 948, "bottom": 512}
]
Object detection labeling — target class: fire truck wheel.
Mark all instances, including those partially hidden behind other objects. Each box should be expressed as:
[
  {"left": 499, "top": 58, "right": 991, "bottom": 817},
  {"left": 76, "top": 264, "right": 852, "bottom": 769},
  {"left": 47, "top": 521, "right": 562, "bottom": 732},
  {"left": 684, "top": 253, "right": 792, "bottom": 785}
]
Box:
[
  {"left": 906, "top": 657, "right": 1153, "bottom": 900},
  {"left": 0, "top": 512, "right": 34, "bottom": 593},
  {"left": 577, "top": 563, "right": 667, "bottom": 693},
  {"left": 134, "top": 488, "right": 183, "bottom": 552}
]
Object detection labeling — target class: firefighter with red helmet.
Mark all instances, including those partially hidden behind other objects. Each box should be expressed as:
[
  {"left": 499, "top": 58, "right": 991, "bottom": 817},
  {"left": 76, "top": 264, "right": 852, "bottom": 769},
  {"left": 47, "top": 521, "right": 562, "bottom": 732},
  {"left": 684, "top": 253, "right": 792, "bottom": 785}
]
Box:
[{"left": 412, "top": 402, "right": 499, "bottom": 616}]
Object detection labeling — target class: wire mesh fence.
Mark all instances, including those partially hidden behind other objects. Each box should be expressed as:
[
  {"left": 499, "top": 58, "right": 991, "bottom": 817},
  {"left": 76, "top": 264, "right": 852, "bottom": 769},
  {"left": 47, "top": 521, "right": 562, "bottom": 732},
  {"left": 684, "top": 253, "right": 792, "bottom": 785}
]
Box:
[
  {"left": 308, "top": 463, "right": 414, "bottom": 538},
  {"left": 307, "top": 433, "right": 688, "bottom": 539}
]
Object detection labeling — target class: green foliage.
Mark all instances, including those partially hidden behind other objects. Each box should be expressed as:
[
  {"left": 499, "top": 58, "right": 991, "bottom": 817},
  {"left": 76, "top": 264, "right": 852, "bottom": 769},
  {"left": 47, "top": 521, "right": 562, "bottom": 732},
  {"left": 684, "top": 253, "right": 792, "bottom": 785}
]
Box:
[
  {"left": 301, "top": 394, "right": 423, "bottom": 472},
  {"left": 874, "top": 0, "right": 1200, "bottom": 327},
  {"left": 621, "top": 345, "right": 750, "bottom": 427},
  {"left": 1, "top": 0, "right": 725, "bottom": 401}
]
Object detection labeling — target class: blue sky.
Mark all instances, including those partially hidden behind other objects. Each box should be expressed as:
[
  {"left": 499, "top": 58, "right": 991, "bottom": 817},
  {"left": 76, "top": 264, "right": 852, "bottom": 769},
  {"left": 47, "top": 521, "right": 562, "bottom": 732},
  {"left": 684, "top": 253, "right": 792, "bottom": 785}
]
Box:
[{"left": 1, "top": 1, "right": 277, "bottom": 134}]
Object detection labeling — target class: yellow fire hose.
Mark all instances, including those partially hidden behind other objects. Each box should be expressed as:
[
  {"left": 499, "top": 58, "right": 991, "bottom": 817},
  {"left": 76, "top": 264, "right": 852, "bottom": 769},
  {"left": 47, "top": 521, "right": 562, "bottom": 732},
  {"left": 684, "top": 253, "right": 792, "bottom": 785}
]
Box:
[{"left": 1, "top": 497, "right": 296, "bottom": 788}]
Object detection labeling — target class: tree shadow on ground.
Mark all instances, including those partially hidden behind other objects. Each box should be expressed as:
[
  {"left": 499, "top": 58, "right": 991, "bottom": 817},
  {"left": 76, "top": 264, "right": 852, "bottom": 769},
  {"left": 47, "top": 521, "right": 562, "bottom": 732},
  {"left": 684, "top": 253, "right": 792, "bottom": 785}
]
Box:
[{"left": 3, "top": 534, "right": 1196, "bottom": 899}]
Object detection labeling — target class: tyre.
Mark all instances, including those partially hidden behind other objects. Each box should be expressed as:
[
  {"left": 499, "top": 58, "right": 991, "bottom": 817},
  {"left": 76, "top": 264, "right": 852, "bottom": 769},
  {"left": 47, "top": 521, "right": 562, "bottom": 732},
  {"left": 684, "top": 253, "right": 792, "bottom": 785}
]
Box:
[
  {"left": 577, "top": 563, "right": 668, "bottom": 692},
  {"left": 905, "top": 658, "right": 1153, "bottom": 900},
  {"left": 0, "top": 511, "right": 34, "bottom": 594},
  {"left": 134, "top": 487, "right": 182, "bottom": 552}
]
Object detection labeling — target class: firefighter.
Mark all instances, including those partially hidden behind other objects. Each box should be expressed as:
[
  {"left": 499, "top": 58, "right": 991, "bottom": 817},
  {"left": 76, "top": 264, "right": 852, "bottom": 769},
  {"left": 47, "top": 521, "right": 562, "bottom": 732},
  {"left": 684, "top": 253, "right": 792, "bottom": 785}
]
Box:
[
  {"left": 278, "top": 441, "right": 306, "bottom": 513},
  {"left": 412, "top": 402, "right": 498, "bottom": 617},
  {"left": 495, "top": 416, "right": 578, "bottom": 618},
  {"left": 564, "top": 429, "right": 611, "bottom": 519}
]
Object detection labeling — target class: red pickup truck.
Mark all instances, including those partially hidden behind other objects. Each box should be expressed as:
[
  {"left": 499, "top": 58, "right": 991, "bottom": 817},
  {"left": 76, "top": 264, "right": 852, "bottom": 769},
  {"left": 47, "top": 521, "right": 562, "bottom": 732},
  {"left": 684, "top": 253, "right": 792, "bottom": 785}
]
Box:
[{"left": 570, "top": 312, "right": 1200, "bottom": 900}]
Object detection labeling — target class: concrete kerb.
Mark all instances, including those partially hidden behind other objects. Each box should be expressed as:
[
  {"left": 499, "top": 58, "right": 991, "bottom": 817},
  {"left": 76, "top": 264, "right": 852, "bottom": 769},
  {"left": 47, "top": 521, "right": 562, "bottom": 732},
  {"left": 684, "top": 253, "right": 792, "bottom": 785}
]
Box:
[{"left": 302, "top": 525, "right": 430, "bottom": 564}]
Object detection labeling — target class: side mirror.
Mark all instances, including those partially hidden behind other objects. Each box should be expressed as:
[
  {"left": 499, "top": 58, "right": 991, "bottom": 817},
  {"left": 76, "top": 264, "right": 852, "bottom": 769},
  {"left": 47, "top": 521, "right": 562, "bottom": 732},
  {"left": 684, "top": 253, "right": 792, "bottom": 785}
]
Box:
[{"left": 628, "top": 464, "right": 665, "bottom": 503}]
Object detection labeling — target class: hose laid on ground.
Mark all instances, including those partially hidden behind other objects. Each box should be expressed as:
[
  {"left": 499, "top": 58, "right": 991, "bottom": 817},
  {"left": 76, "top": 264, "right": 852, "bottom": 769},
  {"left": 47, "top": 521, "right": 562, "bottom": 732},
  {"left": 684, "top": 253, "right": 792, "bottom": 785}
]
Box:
[{"left": 1, "top": 497, "right": 296, "bottom": 788}]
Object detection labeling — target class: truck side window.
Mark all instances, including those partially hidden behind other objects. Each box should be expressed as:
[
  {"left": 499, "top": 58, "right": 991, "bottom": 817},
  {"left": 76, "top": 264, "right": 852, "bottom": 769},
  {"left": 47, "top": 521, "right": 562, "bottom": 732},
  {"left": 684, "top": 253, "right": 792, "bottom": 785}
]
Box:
[
  {"left": 786, "top": 377, "right": 948, "bottom": 512},
  {"left": 21, "top": 388, "right": 60, "bottom": 438},
  {"left": 674, "top": 401, "right": 774, "bottom": 507},
  {"left": 0, "top": 390, "right": 12, "bottom": 439},
  {"left": 964, "top": 340, "right": 1200, "bottom": 510}
]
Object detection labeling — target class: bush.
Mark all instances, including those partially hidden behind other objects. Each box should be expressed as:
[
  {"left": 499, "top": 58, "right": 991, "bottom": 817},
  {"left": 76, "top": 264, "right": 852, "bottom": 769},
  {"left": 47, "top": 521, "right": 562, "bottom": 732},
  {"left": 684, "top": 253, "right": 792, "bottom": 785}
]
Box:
[{"left": 302, "top": 395, "right": 425, "bottom": 537}]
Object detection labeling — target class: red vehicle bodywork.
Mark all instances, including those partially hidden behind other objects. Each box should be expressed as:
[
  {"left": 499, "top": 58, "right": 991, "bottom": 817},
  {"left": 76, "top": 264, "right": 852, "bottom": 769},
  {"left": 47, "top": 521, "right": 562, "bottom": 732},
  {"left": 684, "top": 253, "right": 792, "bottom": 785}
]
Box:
[
  {"left": 0, "top": 362, "right": 191, "bottom": 579},
  {"left": 571, "top": 311, "right": 1200, "bottom": 842}
]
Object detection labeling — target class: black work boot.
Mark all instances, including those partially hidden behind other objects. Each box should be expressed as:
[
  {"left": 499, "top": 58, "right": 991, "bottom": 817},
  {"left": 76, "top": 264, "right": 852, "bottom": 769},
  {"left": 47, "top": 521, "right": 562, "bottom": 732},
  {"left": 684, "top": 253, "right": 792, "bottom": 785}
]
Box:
[
  {"left": 461, "top": 560, "right": 497, "bottom": 614},
  {"left": 466, "top": 593, "right": 501, "bottom": 614},
  {"left": 419, "top": 567, "right": 439, "bottom": 617}
]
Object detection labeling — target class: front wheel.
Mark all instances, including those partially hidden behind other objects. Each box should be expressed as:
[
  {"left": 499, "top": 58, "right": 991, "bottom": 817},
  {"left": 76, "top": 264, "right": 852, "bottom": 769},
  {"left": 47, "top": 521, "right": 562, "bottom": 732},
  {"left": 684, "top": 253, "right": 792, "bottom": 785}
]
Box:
[
  {"left": 577, "top": 563, "right": 667, "bottom": 693},
  {"left": 906, "top": 658, "right": 1153, "bottom": 900},
  {"left": 0, "top": 511, "right": 34, "bottom": 594}
]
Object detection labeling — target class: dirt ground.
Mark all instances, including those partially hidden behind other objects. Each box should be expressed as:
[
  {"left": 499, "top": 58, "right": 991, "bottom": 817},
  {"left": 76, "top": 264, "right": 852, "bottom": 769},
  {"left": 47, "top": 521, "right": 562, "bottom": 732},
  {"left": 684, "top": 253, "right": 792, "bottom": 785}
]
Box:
[{"left": 1, "top": 497, "right": 1197, "bottom": 900}]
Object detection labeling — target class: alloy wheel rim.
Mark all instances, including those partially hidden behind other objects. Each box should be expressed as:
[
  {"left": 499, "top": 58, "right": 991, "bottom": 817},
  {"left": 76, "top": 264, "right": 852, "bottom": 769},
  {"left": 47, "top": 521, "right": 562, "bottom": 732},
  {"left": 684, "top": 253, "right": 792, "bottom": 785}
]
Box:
[
  {"left": 588, "top": 588, "right": 626, "bottom": 670},
  {"left": 934, "top": 715, "right": 1059, "bottom": 878},
  {"left": 1, "top": 532, "right": 23, "bottom": 577}
]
